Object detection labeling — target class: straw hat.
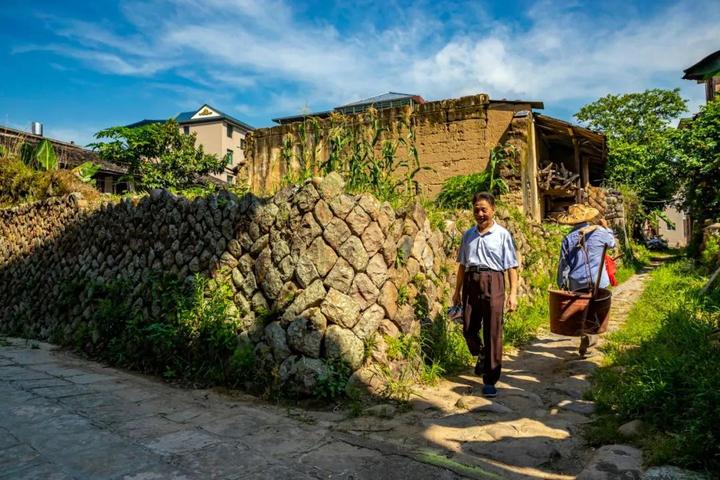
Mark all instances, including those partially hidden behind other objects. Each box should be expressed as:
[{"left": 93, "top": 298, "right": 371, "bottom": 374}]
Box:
[{"left": 556, "top": 204, "right": 600, "bottom": 225}]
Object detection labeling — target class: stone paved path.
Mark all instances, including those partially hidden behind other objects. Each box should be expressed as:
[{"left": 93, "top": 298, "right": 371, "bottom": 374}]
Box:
[
  {"left": 327, "top": 263, "right": 658, "bottom": 480},
  {"left": 0, "top": 264, "right": 656, "bottom": 480},
  {"left": 0, "top": 339, "right": 464, "bottom": 480}
]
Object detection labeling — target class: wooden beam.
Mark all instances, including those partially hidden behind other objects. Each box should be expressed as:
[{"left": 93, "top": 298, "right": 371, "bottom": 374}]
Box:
[
  {"left": 528, "top": 116, "right": 542, "bottom": 222},
  {"left": 572, "top": 134, "right": 582, "bottom": 202}
]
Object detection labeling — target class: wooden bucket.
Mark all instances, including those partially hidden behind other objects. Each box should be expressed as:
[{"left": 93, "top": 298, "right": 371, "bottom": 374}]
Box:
[{"left": 548, "top": 288, "right": 612, "bottom": 336}]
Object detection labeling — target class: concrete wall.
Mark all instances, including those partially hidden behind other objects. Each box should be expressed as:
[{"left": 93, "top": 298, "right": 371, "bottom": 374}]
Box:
[
  {"left": 185, "top": 121, "right": 249, "bottom": 184},
  {"left": 244, "top": 95, "right": 532, "bottom": 199},
  {"left": 659, "top": 206, "right": 690, "bottom": 247}
]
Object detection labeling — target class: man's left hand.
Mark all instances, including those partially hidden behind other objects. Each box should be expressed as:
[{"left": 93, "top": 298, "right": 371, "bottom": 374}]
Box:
[{"left": 506, "top": 293, "right": 518, "bottom": 312}]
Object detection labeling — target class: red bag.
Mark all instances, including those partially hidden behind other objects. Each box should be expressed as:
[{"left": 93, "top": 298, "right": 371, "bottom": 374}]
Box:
[{"left": 605, "top": 254, "right": 618, "bottom": 286}]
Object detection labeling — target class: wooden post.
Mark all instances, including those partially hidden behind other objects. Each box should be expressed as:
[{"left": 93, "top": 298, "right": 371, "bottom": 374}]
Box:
[
  {"left": 571, "top": 129, "right": 581, "bottom": 203},
  {"left": 527, "top": 116, "right": 542, "bottom": 222}
]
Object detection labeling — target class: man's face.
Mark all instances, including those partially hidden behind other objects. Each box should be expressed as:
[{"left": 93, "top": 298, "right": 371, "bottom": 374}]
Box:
[{"left": 473, "top": 200, "right": 494, "bottom": 226}]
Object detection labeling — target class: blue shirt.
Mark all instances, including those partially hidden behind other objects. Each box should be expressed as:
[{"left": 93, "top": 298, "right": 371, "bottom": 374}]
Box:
[
  {"left": 456, "top": 222, "right": 519, "bottom": 272},
  {"left": 557, "top": 223, "right": 616, "bottom": 290}
]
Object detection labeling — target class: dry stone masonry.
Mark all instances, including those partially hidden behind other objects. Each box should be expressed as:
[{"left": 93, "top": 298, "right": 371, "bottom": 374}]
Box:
[
  {"left": 0, "top": 173, "right": 451, "bottom": 392},
  {"left": 587, "top": 186, "right": 626, "bottom": 230}
]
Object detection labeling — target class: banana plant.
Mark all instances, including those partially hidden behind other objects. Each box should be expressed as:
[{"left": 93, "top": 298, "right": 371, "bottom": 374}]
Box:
[
  {"left": 34, "top": 139, "right": 58, "bottom": 171},
  {"left": 71, "top": 161, "right": 101, "bottom": 184}
]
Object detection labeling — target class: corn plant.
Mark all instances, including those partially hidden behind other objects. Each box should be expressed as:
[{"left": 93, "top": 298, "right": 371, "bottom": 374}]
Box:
[{"left": 281, "top": 105, "right": 428, "bottom": 203}]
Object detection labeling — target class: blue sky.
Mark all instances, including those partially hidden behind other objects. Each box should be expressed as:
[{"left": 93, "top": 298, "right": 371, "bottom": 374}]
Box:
[{"left": 1, "top": 0, "right": 718, "bottom": 146}]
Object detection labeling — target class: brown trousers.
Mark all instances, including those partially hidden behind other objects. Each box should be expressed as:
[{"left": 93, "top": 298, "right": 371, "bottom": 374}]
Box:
[{"left": 462, "top": 270, "right": 505, "bottom": 385}]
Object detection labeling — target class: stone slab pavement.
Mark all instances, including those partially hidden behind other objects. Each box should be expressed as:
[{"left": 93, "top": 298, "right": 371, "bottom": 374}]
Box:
[{"left": 0, "top": 338, "right": 465, "bottom": 480}]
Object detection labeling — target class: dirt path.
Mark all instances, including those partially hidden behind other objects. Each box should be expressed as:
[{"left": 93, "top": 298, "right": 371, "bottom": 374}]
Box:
[{"left": 329, "top": 263, "right": 659, "bottom": 479}]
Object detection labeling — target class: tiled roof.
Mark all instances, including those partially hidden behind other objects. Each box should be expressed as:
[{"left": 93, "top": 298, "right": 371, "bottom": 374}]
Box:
[
  {"left": 683, "top": 50, "right": 720, "bottom": 80},
  {"left": 175, "top": 105, "right": 254, "bottom": 131},
  {"left": 126, "top": 105, "right": 255, "bottom": 131}
]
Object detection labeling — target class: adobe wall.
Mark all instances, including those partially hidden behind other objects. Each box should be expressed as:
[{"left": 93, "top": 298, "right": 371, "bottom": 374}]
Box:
[{"left": 244, "top": 95, "right": 531, "bottom": 199}]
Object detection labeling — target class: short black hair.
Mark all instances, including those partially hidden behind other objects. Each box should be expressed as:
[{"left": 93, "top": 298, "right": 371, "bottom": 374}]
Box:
[{"left": 472, "top": 191, "right": 495, "bottom": 207}]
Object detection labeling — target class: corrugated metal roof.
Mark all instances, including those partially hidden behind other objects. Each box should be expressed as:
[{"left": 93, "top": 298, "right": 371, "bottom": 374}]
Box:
[{"left": 337, "top": 92, "right": 422, "bottom": 108}]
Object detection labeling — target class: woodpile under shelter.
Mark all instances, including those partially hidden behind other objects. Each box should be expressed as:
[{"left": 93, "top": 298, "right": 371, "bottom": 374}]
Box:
[{"left": 532, "top": 114, "right": 607, "bottom": 219}]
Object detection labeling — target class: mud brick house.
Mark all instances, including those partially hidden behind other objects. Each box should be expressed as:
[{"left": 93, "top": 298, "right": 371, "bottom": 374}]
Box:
[
  {"left": 244, "top": 93, "right": 608, "bottom": 222},
  {"left": 0, "top": 124, "right": 127, "bottom": 194}
]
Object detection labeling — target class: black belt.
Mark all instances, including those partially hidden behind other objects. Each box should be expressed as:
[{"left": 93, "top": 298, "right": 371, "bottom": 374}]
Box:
[{"left": 466, "top": 265, "right": 497, "bottom": 273}]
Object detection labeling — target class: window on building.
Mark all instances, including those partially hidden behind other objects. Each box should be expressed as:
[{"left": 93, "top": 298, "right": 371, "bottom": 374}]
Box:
[
  {"left": 240, "top": 138, "right": 246, "bottom": 149},
  {"left": 227, "top": 174, "right": 235, "bottom": 184},
  {"left": 227, "top": 124, "right": 233, "bottom": 138},
  {"left": 183, "top": 126, "right": 190, "bottom": 135},
  {"left": 225, "top": 149, "right": 233, "bottom": 165}
]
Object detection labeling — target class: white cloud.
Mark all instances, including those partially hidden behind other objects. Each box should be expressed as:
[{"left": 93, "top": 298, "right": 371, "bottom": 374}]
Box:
[{"left": 15, "top": 0, "right": 720, "bottom": 120}]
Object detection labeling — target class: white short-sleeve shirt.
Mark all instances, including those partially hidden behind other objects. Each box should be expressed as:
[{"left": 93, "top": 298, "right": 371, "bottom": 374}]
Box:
[{"left": 456, "top": 222, "right": 519, "bottom": 271}]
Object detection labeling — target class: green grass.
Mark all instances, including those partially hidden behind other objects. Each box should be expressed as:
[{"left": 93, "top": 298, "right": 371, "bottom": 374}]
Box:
[
  {"left": 421, "top": 314, "right": 474, "bottom": 376},
  {"left": 587, "top": 260, "right": 720, "bottom": 475},
  {"left": 504, "top": 291, "right": 550, "bottom": 347}
]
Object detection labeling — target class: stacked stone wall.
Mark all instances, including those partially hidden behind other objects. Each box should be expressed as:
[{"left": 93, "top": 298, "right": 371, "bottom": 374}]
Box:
[
  {"left": 587, "top": 186, "right": 626, "bottom": 228},
  {"left": 0, "top": 174, "right": 451, "bottom": 392}
]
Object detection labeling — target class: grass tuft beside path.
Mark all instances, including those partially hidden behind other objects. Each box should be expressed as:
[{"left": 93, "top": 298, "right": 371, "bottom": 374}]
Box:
[{"left": 588, "top": 260, "right": 720, "bottom": 475}]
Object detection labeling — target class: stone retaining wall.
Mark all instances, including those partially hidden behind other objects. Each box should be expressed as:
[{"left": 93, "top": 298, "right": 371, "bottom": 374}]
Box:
[
  {"left": 0, "top": 174, "right": 451, "bottom": 391},
  {"left": 587, "top": 186, "right": 626, "bottom": 229}
]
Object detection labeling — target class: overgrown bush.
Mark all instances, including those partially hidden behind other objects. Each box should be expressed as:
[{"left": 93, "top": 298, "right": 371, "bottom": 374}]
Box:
[
  {"left": 588, "top": 261, "right": 720, "bottom": 474},
  {"left": 701, "top": 234, "right": 720, "bottom": 271},
  {"left": 60, "top": 273, "right": 257, "bottom": 389},
  {"left": 0, "top": 152, "right": 99, "bottom": 207},
  {"left": 435, "top": 144, "right": 515, "bottom": 209}
]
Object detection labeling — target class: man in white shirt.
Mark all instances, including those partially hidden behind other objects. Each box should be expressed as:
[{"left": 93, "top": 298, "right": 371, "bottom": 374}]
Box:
[{"left": 452, "top": 192, "right": 519, "bottom": 397}]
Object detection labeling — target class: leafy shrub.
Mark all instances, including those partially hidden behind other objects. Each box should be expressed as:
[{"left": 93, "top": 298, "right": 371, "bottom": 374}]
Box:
[
  {"left": 435, "top": 144, "right": 515, "bottom": 209},
  {"left": 67, "top": 273, "right": 254, "bottom": 388},
  {"left": 420, "top": 313, "right": 473, "bottom": 376},
  {"left": 0, "top": 153, "right": 99, "bottom": 207},
  {"left": 589, "top": 261, "right": 720, "bottom": 474},
  {"left": 316, "top": 360, "right": 352, "bottom": 401},
  {"left": 435, "top": 172, "right": 493, "bottom": 209},
  {"left": 701, "top": 234, "right": 720, "bottom": 271}
]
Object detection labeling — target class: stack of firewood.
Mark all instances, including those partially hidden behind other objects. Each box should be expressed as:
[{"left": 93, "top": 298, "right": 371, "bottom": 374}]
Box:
[{"left": 538, "top": 162, "right": 580, "bottom": 192}]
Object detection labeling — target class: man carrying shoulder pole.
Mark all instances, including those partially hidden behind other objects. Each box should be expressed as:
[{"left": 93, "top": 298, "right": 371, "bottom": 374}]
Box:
[
  {"left": 556, "top": 204, "right": 616, "bottom": 356},
  {"left": 452, "top": 192, "right": 519, "bottom": 398}
]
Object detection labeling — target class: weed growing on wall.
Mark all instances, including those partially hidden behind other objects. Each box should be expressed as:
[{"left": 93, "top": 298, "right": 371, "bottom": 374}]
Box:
[
  {"left": 61, "top": 273, "right": 259, "bottom": 389},
  {"left": 435, "top": 144, "right": 516, "bottom": 209},
  {"left": 315, "top": 360, "right": 353, "bottom": 401},
  {"left": 421, "top": 314, "right": 473, "bottom": 376}
]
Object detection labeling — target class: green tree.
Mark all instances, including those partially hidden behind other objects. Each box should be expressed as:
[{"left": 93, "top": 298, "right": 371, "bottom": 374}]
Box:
[
  {"left": 675, "top": 98, "right": 720, "bottom": 251},
  {"left": 90, "top": 120, "right": 225, "bottom": 190},
  {"left": 575, "top": 89, "right": 687, "bottom": 211}
]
